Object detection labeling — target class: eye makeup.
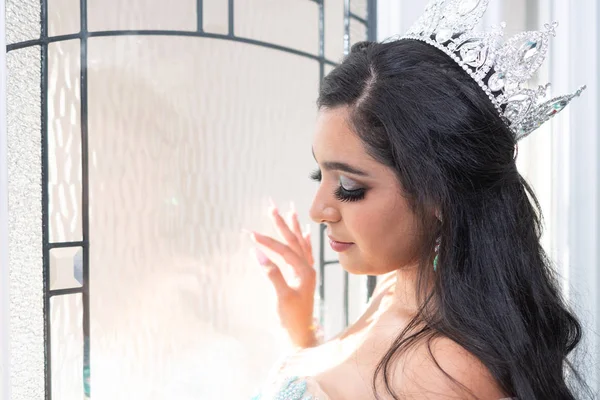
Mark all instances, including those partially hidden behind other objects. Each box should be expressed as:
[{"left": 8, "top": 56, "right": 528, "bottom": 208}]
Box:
[{"left": 309, "top": 169, "right": 367, "bottom": 202}]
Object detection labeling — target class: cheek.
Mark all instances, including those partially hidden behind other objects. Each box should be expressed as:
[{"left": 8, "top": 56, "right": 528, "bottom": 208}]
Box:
[{"left": 353, "top": 196, "right": 421, "bottom": 266}]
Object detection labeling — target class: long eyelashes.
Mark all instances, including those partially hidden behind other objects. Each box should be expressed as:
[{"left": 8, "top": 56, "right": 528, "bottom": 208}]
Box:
[
  {"left": 309, "top": 169, "right": 322, "bottom": 182},
  {"left": 309, "top": 168, "right": 366, "bottom": 202},
  {"left": 334, "top": 186, "right": 366, "bottom": 202}
]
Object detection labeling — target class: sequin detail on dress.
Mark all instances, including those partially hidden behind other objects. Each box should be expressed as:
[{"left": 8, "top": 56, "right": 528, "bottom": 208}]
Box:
[{"left": 251, "top": 376, "right": 318, "bottom": 400}]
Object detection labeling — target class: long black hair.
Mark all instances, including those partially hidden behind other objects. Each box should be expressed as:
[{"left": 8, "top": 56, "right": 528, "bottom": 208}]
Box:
[{"left": 317, "top": 39, "right": 593, "bottom": 399}]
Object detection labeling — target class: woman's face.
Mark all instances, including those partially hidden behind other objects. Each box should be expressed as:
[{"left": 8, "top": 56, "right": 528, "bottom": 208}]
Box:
[{"left": 309, "top": 107, "right": 424, "bottom": 275}]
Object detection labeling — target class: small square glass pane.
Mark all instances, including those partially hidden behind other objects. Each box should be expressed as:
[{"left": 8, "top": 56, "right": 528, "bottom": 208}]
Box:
[{"left": 50, "top": 247, "right": 84, "bottom": 290}]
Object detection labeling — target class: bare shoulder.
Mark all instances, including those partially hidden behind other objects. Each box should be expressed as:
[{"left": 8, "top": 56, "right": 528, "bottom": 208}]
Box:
[{"left": 393, "top": 336, "right": 508, "bottom": 399}]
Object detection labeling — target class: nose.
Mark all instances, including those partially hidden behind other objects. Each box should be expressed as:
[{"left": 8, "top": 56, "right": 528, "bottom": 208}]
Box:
[{"left": 309, "top": 187, "right": 341, "bottom": 224}]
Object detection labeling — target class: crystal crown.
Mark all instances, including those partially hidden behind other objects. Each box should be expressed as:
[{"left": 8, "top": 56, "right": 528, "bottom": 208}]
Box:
[{"left": 395, "top": 0, "right": 585, "bottom": 140}]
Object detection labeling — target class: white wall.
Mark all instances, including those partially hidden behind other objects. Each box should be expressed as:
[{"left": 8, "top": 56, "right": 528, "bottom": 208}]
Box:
[{"left": 1, "top": 0, "right": 12, "bottom": 398}]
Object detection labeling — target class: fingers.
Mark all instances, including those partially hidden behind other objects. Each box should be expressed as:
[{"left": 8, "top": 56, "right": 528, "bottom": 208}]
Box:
[
  {"left": 303, "top": 228, "right": 314, "bottom": 267},
  {"left": 254, "top": 248, "right": 292, "bottom": 298},
  {"left": 289, "top": 207, "right": 312, "bottom": 266},
  {"left": 251, "top": 231, "right": 310, "bottom": 276},
  {"left": 269, "top": 201, "right": 303, "bottom": 258}
]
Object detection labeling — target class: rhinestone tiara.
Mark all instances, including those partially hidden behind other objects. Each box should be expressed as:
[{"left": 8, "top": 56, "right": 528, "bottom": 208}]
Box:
[{"left": 392, "top": 0, "right": 586, "bottom": 140}]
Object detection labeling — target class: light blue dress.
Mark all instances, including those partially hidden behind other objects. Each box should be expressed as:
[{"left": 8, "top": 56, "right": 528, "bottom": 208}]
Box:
[{"left": 251, "top": 376, "right": 320, "bottom": 400}]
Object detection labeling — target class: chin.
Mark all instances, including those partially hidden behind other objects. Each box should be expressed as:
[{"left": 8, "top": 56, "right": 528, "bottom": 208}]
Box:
[
  {"left": 340, "top": 265, "right": 371, "bottom": 275},
  {"left": 338, "top": 252, "right": 399, "bottom": 276}
]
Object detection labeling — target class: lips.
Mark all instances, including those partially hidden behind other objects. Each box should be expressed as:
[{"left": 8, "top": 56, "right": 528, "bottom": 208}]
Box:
[{"left": 328, "top": 235, "right": 354, "bottom": 252}]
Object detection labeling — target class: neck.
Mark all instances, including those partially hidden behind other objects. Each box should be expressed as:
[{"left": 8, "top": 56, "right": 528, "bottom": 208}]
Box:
[{"left": 387, "top": 264, "right": 426, "bottom": 316}]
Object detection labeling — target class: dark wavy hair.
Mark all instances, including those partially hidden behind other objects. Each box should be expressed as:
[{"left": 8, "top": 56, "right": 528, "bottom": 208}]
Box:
[{"left": 317, "top": 39, "right": 593, "bottom": 400}]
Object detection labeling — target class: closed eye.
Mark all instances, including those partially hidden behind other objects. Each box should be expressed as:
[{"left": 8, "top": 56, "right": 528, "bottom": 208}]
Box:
[
  {"left": 309, "top": 168, "right": 366, "bottom": 202},
  {"left": 309, "top": 169, "right": 322, "bottom": 182}
]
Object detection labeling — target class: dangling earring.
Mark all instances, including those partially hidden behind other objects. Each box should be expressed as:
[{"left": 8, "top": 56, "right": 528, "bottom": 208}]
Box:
[
  {"left": 433, "top": 210, "right": 442, "bottom": 272},
  {"left": 433, "top": 236, "right": 441, "bottom": 272}
]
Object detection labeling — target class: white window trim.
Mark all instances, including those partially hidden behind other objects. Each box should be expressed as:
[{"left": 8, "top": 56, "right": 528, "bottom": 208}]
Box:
[
  {"left": 1, "top": 1, "right": 11, "bottom": 399},
  {"left": 549, "top": 0, "right": 600, "bottom": 392}
]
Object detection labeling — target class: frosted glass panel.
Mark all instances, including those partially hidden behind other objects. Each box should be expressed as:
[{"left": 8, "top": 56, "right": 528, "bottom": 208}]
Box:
[
  {"left": 50, "top": 294, "right": 84, "bottom": 400},
  {"left": 88, "top": 0, "right": 196, "bottom": 31},
  {"left": 235, "top": 0, "right": 319, "bottom": 55},
  {"left": 350, "top": 18, "right": 367, "bottom": 47},
  {"left": 6, "top": 46, "right": 45, "bottom": 400},
  {"left": 48, "top": 40, "right": 83, "bottom": 243},
  {"left": 48, "top": 0, "right": 80, "bottom": 36},
  {"left": 203, "top": 0, "right": 229, "bottom": 34},
  {"left": 6, "top": 0, "right": 40, "bottom": 44},
  {"left": 86, "top": 35, "right": 319, "bottom": 399},
  {"left": 50, "top": 247, "right": 83, "bottom": 290},
  {"left": 325, "top": 0, "right": 345, "bottom": 62}
]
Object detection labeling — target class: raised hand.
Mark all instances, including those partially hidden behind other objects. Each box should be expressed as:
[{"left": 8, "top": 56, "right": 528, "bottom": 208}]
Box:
[{"left": 250, "top": 201, "right": 318, "bottom": 349}]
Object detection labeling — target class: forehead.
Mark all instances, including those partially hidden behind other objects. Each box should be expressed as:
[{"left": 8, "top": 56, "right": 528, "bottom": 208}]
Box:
[{"left": 313, "top": 107, "right": 368, "bottom": 161}]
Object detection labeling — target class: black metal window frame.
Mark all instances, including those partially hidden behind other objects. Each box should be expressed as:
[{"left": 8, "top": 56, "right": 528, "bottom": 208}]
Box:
[{"left": 5, "top": 0, "right": 377, "bottom": 398}]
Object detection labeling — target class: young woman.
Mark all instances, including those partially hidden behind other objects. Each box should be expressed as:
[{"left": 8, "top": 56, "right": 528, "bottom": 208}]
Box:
[{"left": 248, "top": 2, "right": 591, "bottom": 399}]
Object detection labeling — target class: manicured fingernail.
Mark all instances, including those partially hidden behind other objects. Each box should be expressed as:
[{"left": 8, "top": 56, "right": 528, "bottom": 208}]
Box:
[
  {"left": 254, "top": 248, "right": 270, "bottom": 266},
  {"left": 241, "top": 228, "right": 253, "bottom": 235},
  {"left": 250, "top": 231, "right": 267, "bottom": 242},
  {"left": 290, "top": 201, "right": 296, "bottom": 214},
  {"left": 304, "top": 223, "right": 311, "bottom": 235}
]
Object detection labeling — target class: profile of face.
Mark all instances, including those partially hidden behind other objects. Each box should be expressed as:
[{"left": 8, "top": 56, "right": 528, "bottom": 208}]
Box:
[{"left": 309, "top": 107, "right": 424, "bottom": 276}]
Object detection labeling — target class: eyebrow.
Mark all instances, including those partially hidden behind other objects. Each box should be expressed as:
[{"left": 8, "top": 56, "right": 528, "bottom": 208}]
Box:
[{"left": 312, "top": 148, "right": 369, "bottom": 177}]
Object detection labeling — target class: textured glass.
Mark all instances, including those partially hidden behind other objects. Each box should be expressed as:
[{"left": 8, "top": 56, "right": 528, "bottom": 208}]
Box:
[
  {"left": 350, "top": 18, "right": 367, "bottom": 47},
  {"left": 203, "top": 0, "right": 229, "bottom": 34},
  {"left": 48, "top": 0, "right": 80, "bottom": 36},
  {"left": 50, "top": 294, "right": 84, "bottom": 400},
  {"left": 50, "top": 247, "right": 83, "bottom": 290},
  {"left": 351, "top": 0, "right": 369, "bottom": 19},
  {"left": 6, "top": 0, "right": 41, "bottom": 45},
  {"left": 235, "top": 0, "right": 319, "bottom": 55},
  {"left": 325, "top": 0, "right": 345, "bottom": 62},
  {"left": 48, "top": 40, "right": 83, "bottom": 243},
  {"left": 6, "top": 46, "right": 44, "bottom": 400},
  {"left": 88, "top": 0, "right": 196, "bottom": 32},
  {"left": 86, "top": 35, "right": 319, "bottom": 399}
]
